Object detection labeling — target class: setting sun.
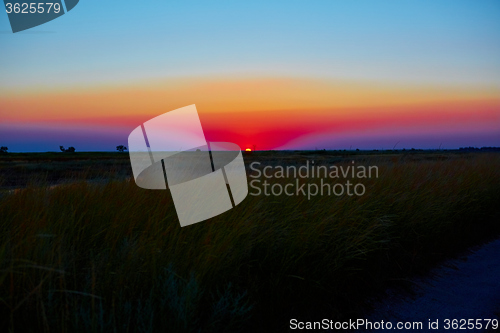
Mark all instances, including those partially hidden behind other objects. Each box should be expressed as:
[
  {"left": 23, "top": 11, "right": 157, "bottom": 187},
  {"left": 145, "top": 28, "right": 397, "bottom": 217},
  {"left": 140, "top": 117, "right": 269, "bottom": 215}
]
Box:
[{"left": 245, "top": 148, "right": 252, "bottom": 152}]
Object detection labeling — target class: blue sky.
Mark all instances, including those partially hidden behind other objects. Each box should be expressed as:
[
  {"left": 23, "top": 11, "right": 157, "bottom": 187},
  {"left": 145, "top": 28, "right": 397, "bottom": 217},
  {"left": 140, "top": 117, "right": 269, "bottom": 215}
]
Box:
[{"left": 1, "top": 0, "right": 500, "bottom": 92}]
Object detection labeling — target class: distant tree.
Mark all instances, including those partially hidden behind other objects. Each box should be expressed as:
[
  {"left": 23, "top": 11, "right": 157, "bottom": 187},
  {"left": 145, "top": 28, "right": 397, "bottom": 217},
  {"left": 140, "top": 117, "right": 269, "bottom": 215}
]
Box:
[
  {"left": 60, "top": 146, "right": 75, "bottom": 153},
  {"left": 0, "top": 146, "right": 8, "bottom": 153},
  {"left": 252, "top": 144, "right": 257, "bottom": 152},
  {"left": 116, "top": 145, "right": 127, "bottom": 152}
]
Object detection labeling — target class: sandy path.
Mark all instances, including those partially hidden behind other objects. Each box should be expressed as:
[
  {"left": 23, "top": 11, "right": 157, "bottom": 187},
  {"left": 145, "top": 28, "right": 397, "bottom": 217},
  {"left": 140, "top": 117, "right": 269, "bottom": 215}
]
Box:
[{"left": 358, "top": 238, "right": 500, "bottom": 332}]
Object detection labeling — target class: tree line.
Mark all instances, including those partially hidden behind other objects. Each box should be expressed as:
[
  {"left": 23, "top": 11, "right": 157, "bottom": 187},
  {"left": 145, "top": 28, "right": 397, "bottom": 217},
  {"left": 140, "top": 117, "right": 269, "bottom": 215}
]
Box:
[{"left": 0, "top": 146, "right": 128, "bottom": 153}]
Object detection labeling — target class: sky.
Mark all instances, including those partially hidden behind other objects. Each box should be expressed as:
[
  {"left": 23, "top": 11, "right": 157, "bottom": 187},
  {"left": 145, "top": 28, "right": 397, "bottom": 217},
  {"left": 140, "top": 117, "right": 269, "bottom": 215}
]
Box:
[{"left": 1, "top": 0, "right": 499, "bottom": 151}]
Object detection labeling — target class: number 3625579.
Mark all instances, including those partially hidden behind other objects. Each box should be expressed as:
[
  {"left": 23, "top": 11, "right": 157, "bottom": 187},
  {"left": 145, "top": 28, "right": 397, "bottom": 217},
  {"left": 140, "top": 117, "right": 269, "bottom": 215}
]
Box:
[{"left": 5, "top": 3, "right": 61, "bottom": 14}]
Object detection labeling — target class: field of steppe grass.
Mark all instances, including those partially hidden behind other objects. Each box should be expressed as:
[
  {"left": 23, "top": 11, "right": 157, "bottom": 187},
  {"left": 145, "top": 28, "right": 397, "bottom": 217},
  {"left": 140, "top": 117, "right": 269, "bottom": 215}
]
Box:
[{"left": 1, "top": 152, "right": 500, "bottom": 332}]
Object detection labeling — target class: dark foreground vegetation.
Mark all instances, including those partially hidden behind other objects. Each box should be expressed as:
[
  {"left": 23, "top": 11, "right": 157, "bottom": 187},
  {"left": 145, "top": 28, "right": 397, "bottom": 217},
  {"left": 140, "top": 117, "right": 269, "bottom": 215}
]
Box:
[{"left": 1, "top": 151, "right": 500, "bottom": 332}]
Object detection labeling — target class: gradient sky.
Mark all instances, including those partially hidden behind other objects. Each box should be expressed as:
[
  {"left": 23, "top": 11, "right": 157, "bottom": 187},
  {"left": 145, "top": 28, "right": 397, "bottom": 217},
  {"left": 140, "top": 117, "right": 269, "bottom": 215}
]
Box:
[{"left": 1, "top": 0, "right": 499, "bottom": 151}]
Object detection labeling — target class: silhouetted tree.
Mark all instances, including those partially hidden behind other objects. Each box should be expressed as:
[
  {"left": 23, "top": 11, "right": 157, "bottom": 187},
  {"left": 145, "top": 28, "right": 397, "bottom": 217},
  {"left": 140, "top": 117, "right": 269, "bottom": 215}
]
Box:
[
  {"left": 0, "top": 146, "right": 8, "bottom": 153},
  {"left": 252, "top": 144, "right": 257, "bottom": 152},
  {"left": 116, "top": 145, "right": 127, "bottom": 152},
  {"left": 60, "top": 146, "right": 75, "bottom": 153}
]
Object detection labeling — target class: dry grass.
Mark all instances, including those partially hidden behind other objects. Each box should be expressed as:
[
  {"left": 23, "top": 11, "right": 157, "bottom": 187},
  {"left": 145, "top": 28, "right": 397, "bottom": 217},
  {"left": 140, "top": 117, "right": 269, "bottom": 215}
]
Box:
[{"left": 1, "top": 152, "right": 499, "bottom": 332}]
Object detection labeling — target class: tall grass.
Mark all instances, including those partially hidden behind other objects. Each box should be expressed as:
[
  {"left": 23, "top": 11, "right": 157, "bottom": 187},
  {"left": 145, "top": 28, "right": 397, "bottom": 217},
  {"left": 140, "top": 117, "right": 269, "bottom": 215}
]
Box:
[{"left": 1, "top": 153, "right": 500, "bottom": 332}]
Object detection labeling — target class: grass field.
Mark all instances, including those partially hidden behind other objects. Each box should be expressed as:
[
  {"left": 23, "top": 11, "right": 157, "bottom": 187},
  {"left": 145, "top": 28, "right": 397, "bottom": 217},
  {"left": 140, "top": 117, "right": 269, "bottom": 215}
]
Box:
[{"left": 1, "top": 151, "right": 500, "bottom": 332}]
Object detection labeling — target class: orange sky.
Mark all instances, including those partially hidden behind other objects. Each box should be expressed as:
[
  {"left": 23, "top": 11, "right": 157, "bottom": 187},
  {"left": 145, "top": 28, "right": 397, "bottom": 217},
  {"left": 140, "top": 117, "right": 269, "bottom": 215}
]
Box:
[
  {"left": 1, "top": 77, "right": 499, "bottom": 150},
  {"left": 2, "top": 77, "right": 498, "bottom": 121}
]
